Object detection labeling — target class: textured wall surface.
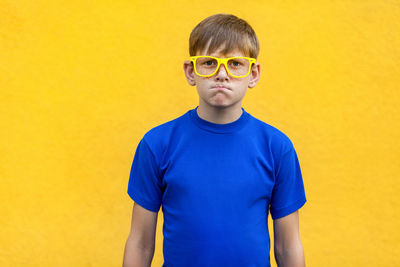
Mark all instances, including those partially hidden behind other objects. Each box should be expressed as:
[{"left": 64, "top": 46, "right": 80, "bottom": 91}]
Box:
[{"left": 1, "top": 0, "right": 399, "bottom": 266}]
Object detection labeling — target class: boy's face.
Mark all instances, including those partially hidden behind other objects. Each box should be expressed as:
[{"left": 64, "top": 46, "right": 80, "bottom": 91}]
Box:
[{"left": 183, "top": 44, "right": 260, "bottom": 110}]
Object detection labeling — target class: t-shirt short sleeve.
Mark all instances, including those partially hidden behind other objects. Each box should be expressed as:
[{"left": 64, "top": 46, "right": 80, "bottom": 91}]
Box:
[
  {"left": 127, "top": 138, "right": 162, "bottom": 213},
  {"left": 270, "top": 142, "right": 307, "bottom": 220}
]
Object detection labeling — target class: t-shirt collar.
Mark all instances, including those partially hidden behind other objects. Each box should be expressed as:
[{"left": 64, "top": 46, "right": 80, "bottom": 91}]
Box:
[{"left": 188, "top": 105, "right": 250, "bottom": 134}]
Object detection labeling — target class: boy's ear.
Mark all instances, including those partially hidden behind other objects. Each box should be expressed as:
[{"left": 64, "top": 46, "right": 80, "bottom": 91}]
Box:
[
  {"left": 183, "top": 60, "right": 196, "bottom": 86},
  {"left": 248, "top": 62, "right": 261, "bottom": 88}
]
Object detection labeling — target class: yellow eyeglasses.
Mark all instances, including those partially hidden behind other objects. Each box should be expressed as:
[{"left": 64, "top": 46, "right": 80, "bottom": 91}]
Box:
[{"left": 190, "top": 56, "right": 256, "bottom": 78}]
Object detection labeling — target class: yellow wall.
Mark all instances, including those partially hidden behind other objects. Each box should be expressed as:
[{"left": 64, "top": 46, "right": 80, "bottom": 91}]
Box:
[{"left": 1, "top": 0, "right": 399, "bottom": 266}]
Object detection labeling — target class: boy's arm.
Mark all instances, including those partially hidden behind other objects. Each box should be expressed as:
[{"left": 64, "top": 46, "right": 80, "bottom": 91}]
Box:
[
  {"left": 273, "top": 210, "right": 305, "bottom": 267},
  {"left": 123, "top": 203, "right": 158, "bottom": 267}
]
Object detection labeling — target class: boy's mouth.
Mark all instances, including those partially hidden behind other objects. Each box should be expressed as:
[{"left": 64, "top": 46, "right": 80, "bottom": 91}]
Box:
[{"left": 212, "top": 85, "right": 231, "bottom": 91}]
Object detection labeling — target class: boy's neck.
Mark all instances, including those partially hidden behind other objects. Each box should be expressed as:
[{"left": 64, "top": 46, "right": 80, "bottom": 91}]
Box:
[{"left": 196, "top": 103, "right": 243, "bottom": 124}]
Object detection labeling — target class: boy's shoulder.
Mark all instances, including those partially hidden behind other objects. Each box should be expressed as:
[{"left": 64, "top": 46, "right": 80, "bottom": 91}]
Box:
[
  {"left": 249, "top": 113, "right": 295, "bottom": 150},
  {"left": 139, "top": 110, "right": 189, "bottom": 151},
  {"left": 139, "top": 109, "right": 296, "bottom": 155}
]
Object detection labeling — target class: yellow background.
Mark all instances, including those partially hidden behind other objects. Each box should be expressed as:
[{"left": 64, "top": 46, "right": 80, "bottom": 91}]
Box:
[{"left": 1, "top": 0, "right": 399, "bottom": 266}]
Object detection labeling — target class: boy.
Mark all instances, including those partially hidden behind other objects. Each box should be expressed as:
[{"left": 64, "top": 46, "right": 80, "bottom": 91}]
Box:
[{"left": 123, "top": 14, "right": 307, "bottom": 267}]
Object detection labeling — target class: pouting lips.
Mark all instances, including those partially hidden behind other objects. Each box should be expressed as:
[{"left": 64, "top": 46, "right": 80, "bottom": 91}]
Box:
[{"left": 212, "top": 86, "right": 231, "bottom": 91}]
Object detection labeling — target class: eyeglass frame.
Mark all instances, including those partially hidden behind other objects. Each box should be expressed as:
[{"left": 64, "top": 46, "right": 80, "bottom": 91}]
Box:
[{"left": 190, "top": 56, "right": 257, "bottom": 78}]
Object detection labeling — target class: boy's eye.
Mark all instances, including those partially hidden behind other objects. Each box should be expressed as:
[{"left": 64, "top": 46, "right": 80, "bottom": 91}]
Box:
[
  {"left": 229, "top": 60, "right": 242, "bottom": 67},
  {"left": 197, "top": 57, "right": 217, "bottom": 67},
  {"left": 202, "top": 59, "right": 217, "bottom": 67}
]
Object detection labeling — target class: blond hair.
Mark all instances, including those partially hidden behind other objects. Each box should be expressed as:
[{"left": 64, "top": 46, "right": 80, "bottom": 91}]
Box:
[{"left": 189, "top": 14, "right": 259, "bottom": 59}]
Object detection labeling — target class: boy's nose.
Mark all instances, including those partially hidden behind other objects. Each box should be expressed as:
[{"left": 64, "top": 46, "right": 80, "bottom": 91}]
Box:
[{"left": 215, "top": 64, "right": 229, "bottom": 79}]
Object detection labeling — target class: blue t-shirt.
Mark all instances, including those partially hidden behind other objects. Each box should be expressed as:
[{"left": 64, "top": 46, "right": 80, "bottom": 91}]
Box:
[{"left": 127, "top": 106, "right": 306, "bottom": 267}]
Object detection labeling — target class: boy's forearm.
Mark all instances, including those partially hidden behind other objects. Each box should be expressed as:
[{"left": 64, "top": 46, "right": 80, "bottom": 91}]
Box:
[
  {"left": 274, "top": 242, "right": 305, "bottom": 267},
  {"left": 123, "top": 237, "right": 155, "bottom": 267}
]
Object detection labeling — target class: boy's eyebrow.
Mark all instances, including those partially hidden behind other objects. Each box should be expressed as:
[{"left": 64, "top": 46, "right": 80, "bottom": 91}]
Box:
[
  {"left": 207, "top": 53, "right": 246, "bottom": 58},
  {"left": 204, "top": 48, "right": 248, "bottom": 58}
]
